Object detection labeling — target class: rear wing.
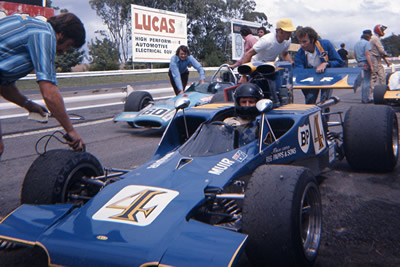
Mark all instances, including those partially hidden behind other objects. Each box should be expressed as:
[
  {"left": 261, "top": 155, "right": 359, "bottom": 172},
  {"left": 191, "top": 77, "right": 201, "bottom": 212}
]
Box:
[{"left": 293, "top": 67, "right": 362, "bottom": 90}]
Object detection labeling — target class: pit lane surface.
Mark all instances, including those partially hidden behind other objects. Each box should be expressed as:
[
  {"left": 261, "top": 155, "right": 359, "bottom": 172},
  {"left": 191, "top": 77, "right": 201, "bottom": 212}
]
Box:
[{"left": 0, "top": 82, "right": 399, "bottom": 266}]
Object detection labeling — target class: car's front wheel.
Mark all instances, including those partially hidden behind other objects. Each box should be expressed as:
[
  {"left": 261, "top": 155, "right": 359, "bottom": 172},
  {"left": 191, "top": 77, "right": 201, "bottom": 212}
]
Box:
[
  {"left": 124, "top": 91, "right": 153, "bottom": 128},
  {"left": 21, "top": 149, "right": 104, "bottom": 205},
  {"left": 243, "top": 165, "right": 322, "bottom": 266}
]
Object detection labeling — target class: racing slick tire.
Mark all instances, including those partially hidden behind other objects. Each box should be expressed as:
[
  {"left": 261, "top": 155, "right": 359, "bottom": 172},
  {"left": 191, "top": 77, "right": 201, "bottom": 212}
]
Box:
[
  {"left": 124, "top": 91, "right": 153, "bottom": 127},
  {"left": 21, "top": 149, "right": 104, "bottom": 205},
  {"left": 373, "top": 84, "right": 388, "bottom": 105},
  {"left": 243, "top": 165, "right": 322, "bottom": 266},
  {"left": 344, "top": 105, "right": 399, "bottom": 172}
]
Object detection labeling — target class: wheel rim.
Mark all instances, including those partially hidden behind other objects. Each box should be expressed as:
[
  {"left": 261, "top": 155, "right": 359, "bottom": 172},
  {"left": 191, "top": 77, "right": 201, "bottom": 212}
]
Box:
[
  {"left": 392, "top": 118, "right": 399, "bottom": 161},
  {"left": 62, "top": 163, "right": 102, "bottom": 205},
  {"left": 141, "top": 97, "right": 152, "bottom": 109},
  {"left": 300, "top": 182, "right": 322, "bottom": 261}
]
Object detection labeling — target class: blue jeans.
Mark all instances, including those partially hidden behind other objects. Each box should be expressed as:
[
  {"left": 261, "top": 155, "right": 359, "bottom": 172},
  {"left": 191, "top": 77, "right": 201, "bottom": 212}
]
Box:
[
  {"left": 357, "top": 62, "right": 372, "bottom": 103},
  {"left": 302, "top": 88, "right": 332, "bottom": 104}
]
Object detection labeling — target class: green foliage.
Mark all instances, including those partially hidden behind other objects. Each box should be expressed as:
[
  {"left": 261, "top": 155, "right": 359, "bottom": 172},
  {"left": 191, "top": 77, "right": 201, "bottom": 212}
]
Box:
[
  {"left": 55, "top": 48, "right": 85, "bottom": 72},
  {"left": 88, "top": 38, "right": 120, "bottom": 71},
  {"left": 89, "top": 0, "right": 133, "bottom": 63},
  {"left": 382, "top": 34, "right": 400, "bottom": 57}
]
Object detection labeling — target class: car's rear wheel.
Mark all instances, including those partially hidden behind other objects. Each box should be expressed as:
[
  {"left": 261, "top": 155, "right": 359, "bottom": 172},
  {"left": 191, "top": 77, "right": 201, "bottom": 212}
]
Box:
[
  {"left": 243, "top": 165, "right": 322, "bottom": 266},
  {"left": 124, "top": 91, "right": 153, "bottom": 127},
  {"left": 373, "top": 84, "right": 388, "bottom": 105},
  {"left": 344, "top": 105, "right": 399, "bottom": 172},
  {"left": 21, "top": 149, "right": 104, "bottom": 205}
]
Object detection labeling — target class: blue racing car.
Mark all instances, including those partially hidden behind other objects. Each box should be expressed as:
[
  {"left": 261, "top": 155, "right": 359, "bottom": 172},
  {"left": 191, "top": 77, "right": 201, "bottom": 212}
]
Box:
[
  {"left": 0, "top": 63, "right": 398, "bottom": 266},
  {"left": 113, "top": 64, "right": 238, "bottom": 129}
]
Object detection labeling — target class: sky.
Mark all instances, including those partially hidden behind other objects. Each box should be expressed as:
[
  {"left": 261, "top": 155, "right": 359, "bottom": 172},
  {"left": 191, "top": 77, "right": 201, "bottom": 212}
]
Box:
[{"left": 51, "top": 0, "right": 400, "bottom": 51}]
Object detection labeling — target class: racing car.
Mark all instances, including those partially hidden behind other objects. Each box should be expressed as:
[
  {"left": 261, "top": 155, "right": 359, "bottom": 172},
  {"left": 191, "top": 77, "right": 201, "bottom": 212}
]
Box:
[
  {"left": 113, "top": 64, "right": 237, "bottom": 129},
  {"left": 373, "top": 70, "right": 400, "bottom": 105},
  {"left": 0, "top": 63, "right": 398, "bottom": 266}
]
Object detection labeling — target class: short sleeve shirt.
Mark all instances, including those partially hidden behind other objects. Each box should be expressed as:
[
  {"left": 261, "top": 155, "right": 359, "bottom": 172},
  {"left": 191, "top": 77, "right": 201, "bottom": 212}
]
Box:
[
  {"left": 0, "top": 15, "right": 57, "bottom": 85},
  {"left": 354, "top": 39, "right": 372, "bottom": 63},
  {"left": 252, "top": 33, "right": 291, "bottom": 63}
]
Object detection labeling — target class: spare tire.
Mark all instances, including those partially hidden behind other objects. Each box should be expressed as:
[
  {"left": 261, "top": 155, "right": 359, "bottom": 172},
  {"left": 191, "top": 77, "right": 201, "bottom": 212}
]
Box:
[{"left": 21, "top": 149, "right": 104, "bottom": 205}]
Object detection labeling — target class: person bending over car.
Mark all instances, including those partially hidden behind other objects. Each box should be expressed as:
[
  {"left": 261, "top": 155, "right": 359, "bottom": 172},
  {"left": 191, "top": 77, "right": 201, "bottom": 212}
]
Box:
[
  {"left": 0, "top": 13, "right": 86, "bottom": 160},
  {"left": 294, "top": 26, "right": 344, "bottom": 104},
  {"left": 168, "top": 45, "right": 205, "bottom": 95}
]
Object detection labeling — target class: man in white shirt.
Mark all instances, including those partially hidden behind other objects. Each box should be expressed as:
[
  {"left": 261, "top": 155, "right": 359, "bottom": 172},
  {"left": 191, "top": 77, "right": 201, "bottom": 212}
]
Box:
[{"left": 241, "top": 18, "right": 296, "bottom": 64}]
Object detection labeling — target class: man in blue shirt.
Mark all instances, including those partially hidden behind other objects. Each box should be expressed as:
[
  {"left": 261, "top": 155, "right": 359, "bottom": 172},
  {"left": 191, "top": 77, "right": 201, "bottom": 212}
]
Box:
[
  {"left": 294, "top": 27, "right": 344, "bottom": 104},
  {"left": 0, "top": 13, "right": 86, "bottom": 159},
  {"left": 354, "top": 30, "right": 374, "bottom": 103},
  {"left": 168, "top": 45, "right": 205, "bottom": 95}
]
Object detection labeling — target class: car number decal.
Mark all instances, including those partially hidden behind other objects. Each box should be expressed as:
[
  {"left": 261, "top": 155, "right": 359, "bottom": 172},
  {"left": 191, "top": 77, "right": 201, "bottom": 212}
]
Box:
[
  {"left": 140, "top": 108, "right": 169, "bottom": 116},
  {"left": 309, "top": 111, "right": 326, "bottom": 154},
  {"left": 92, "top": 185, "right": 179, "bottom": 226}
]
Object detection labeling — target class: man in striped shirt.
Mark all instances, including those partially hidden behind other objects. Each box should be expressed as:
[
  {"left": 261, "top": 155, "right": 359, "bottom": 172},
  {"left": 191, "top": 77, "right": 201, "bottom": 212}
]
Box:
[{"left": 0, "top": 13, "right": 86, "bottom": 159}]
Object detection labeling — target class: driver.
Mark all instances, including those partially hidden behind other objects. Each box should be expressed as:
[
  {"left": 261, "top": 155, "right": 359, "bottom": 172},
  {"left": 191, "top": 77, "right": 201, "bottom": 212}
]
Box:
[
  {"left": 224, "top": 83, "right": 264, "bottom": 126},
  {"left": 224, "top": 83, "right": 264, "bottom": 146}
]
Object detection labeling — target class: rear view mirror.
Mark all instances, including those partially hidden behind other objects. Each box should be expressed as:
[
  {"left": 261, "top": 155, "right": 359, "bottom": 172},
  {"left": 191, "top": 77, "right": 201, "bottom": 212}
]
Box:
[
  {"left": 256, "top": 99, "right": 273, "bottom": 113},
  {"left": 175, "top": 97, "right": 190, "bottom": 110}
]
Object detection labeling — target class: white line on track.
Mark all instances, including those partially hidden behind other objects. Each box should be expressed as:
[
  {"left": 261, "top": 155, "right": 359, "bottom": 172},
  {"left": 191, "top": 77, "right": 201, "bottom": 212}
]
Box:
[
  {"left": 3, "top": 118, "right": 114, "bottom": 139},
  {"left": 0, "top": 94, "right": 172, "bottom": 120}
]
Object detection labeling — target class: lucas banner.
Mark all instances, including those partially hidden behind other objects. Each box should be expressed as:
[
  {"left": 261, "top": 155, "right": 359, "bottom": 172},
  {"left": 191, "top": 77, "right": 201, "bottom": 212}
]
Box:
[{"left": 132, "top": 4, "right": 187, "bottom": 63}]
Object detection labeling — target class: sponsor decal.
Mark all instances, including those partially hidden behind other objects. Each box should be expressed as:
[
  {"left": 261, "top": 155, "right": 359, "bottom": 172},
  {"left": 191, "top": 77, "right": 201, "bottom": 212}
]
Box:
[
  {"left": 147, "top": 152, "right": 174, "bottom": 169},
  {"left": 298, "top": 124, "right": 311, "bottom": 153},
  {"left": 208, "top": 158, "right": 235, "bottom": 175},
  {"left": 297, "top": 77, "right": 334, "bottom": 83},
  {"left": 309, "top": 112, "right": 326, "bottom": 155},
  {"left": 266, "top": 146, "right": 297, "bottom": 163},
  {"left": 232, "top": 150, "right": 247, "bottom": 162},
  {"left": 92, "top": 185, "right": 179, "bottom": 226}
]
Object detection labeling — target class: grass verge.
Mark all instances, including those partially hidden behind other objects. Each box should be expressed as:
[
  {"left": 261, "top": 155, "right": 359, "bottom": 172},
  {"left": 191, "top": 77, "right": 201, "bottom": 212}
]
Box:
[{"left": 16, "top": 71, "right": 216, "bottom": 91}]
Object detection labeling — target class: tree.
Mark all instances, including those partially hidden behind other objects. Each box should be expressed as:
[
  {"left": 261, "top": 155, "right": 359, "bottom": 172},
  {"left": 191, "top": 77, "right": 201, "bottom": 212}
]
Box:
[
  {"left": 89, "top": 0, "right": 132, "bottom": 63},
  {"left": 88, "top": 38, "right": 120, "bottom": 71},
  {"left": 91, "top": 0, "right": 268, "bottom": 66},
  {"left": 382, "top": 34, "right": 400, "bottom": 57},
  {"left": 55, "top": 48, "right": 85, "bottom": 72}
]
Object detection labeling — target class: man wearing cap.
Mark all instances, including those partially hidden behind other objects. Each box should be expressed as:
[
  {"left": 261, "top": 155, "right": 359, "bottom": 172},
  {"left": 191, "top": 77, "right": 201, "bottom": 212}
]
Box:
[
  {"left": 354, "top": 30, "right": 374, "bottom": 103},
  {"left": 241, "top": 18, "right": 296, "bottom": 64},
  {"left": 370, "top": 24, "right": 390, "bottom": 86},
  {"left": 294, "top": 26, "right": 344, "bottom": 104},
  {"left": 230, "top": 25, "right": 258, "bottom": 69}
]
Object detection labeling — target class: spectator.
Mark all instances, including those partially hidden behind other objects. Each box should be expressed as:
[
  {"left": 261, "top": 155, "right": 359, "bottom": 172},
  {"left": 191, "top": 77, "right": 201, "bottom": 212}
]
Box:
[
  {"left": 257, "top": 26, "right": 269, "bottom": 38},
  {"left": 337, "top": 43, "right": 349, "bottom": 67},
  {"left": 241, "top": 18, "right": 296, "bottom": 64},
  {"left": 168, "top": 45, "right": 205, "bottom": 95},
  {"left": 294, "top": 26, "right": 344, "bottom": 104},
  {"left": 230, "top": 26, "right": 258, "bottom": 69},
  {"left": 370, "top": 24, "right": 390, "bottom": 86},
  {"left": 0, "top": 13, "right": 86, "bottom": 159},
  {"left": 354, "top": 30, "right": 374, "bottom": 103}
]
